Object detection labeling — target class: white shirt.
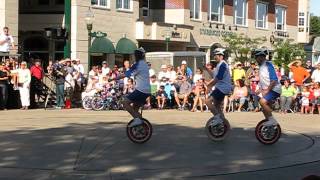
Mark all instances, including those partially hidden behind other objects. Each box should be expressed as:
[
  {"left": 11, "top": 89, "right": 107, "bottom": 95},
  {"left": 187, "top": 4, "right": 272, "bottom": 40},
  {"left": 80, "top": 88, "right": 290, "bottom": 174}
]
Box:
[
  {"left": 74, "top": 64, "right": 84, "bottom": 74},
  {"left": 158, "top": 71, "right": 171, "bottom": 80},
  {"left": 149, "top": 68, "right": 155, "bottom": 77},
  {"left": 213, "top": 60, "right": 232, "bottom": 94},
  {"left": 311, "top": 69, "right": 320, "bottom": 83},
  {"left": 102, "top": 67, "right": 110, "bottom": 76},
  {"left": 193, "top": 74, "right": 203, "bottom": 83},
  {"left": 0, "top": 34, "right": 14, "bottom": 52},
  {"left": 169, "top": 70, "right": 176, "bottom": 82},
  {"left": 258, "top": 61, "right": 281, "bottom": 94},
  {"left": 12, "top": 68, "right": 31, "bottom": 84}
]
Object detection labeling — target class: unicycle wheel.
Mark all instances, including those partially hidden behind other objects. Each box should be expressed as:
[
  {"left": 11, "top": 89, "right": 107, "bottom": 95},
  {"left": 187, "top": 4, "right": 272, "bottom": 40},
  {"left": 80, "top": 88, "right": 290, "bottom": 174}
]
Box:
[
  {"left": 255, "top": 119, "right": 281, "bottom": 145},
  {"left": 126, "top": 118, "right": 153, "bottom": 144},
  {"left": 205, "top": 117, "right": 230, "bottom": 141}
]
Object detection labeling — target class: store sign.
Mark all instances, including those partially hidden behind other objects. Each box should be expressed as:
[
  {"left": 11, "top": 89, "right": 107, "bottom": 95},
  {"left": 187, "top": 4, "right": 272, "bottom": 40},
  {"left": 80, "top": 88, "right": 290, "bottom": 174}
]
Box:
[
  {"left": 200, "top": 28, "right": 234, "bottom": 37},
  {"left": 171, "top": 31, "right": 182, "bottom": 38}
]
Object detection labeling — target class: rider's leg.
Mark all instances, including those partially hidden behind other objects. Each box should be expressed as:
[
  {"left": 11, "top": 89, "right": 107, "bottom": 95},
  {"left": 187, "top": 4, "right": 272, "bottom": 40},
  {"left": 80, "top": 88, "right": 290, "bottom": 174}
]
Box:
[
  {"left": 259, "top": 98, "right": 278, "bottom": 125},
  {"left": 123, "top": 97, "right": 142, "bottom": 119}
]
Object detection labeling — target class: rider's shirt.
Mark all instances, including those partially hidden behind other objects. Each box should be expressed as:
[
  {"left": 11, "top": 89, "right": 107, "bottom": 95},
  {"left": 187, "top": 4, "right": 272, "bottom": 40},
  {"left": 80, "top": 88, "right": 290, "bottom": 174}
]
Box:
[
  {"left": 213, "top": 60, "right": 232, "bottom": 94},
  {"left": 258, "top": 61, "right": 281, "bottom": 94},
  {"left": 125, "top": 60, "right": 151, "bottom": 94}
]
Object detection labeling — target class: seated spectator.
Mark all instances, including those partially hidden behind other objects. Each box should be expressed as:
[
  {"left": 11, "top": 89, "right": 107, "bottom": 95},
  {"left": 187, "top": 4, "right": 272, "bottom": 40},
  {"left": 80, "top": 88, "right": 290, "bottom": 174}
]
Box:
[
  {"left": 101, "top": 61, "right": 110, "bottom": 76},
  {"left": 145, "top": 75, "right": 159, "bottom": 109},
  {"left": 147, "top": 62, "right": 155, "bottom": 77},
  {"left": 311, "top": 83, "right": 320, "bottom": 114},
  {"left": 123, "top": 78, "right": 135, "bottom": 95},
  {"left": 280, "top": 80, "right": 296, "bottom": 113},
  {"left": 167, "top": 64, "right": 176, "bottom": 83},
  {"left": 230, "top": 79, "right": 248, "bottom": 112},
  {"left": 81, "top": 76, "right": 101, "bottom": 100},
  {"left": 191, "top": 79, "right": 207, "bottom": 112},
  {"left": 156, "top": 85, "right": 168, "bottom": 110},
  {"left": 193, "top": 68, "right": 204, "bottom": 84},
  {"left": 288, "top": 58, "right": 310, "bottom": 89},
  {"left": 301, "top": 86, "right": 310, "bottom": 114},
  {"left": 174, "top": 76, "right": 192, "bottom": 110},
  {"left": 158, "top": 64, "right": 170, "bottom": 80}
]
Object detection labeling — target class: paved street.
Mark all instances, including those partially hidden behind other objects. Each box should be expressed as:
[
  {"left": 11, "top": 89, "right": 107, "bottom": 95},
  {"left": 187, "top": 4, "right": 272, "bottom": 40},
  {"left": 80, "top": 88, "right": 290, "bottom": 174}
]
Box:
[{"left": 0, "top": 109, "right": 319, "bottom": 180}]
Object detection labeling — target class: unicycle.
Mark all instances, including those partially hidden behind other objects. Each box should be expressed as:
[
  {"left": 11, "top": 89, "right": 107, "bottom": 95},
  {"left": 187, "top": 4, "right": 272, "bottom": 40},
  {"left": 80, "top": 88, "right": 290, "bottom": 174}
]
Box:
[
  {"left": 205, "top": 116, "right": 230, "bottom": 141},
  {"left": 126, "top": 108, "right": 153, "bottom": 144},
  {"left": 255, "top": 119, "right": 281, "bottom": 145}
]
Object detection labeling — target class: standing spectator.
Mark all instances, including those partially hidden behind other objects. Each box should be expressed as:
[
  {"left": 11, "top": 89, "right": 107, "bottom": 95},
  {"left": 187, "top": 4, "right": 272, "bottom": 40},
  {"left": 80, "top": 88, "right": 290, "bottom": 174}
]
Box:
[
  {"left": 174, "top": 75, "right": 192, "bottom": 110},
  {"left": 123, "top": 60, "right": 130, "bottom": 71},
  {"left": 305, "top": 60, "right": 314, "bottom": 83},
  {"left": 181, "top": 60, "right": 193, "bottom": 81},
  {"left": 288, "top": 58, "right": 310, "bottom": 88},
  {"left": 311, "top": 83, "right": 320, "bottom": 114},
  {"left": 233, "top": 62, "right": 246, "bottom": 83},
  {"left": 0, "top": 63, "right": 8, "bottom": 110},
  {"left": 123, "top": 78, "right": 135, "bottom": 94},
  {"left": 0, "top": 27, "right": 15, "bottom": 60},
  {"left": 301, "top": 86, "right": 310, "bottom": 114},
  {"left": 145, "top": 75, "right": 159, "bottom": 109},
  {"left": 73, "top": 59, "right": 84, "bottom": 95},
  {"left": 158, "top": 64, "right": 170, "bottom": 80},
  {"left": 275, "top": 65, "right": 282, "bottom": 79},
  {"left": 311, "top": 63, "right": 320, "bottom": 83},
  {"left": 280, "top": 80, "right": 296, "bottom": 113},
  {"left": 47, "top": 60, "right": 54, "bottom": 75},
  {"left": 53, "top": 60, "right": 67, "bottom": 109},
  {"left": 16, "top": 61, "right": 31, "bottom": 110},
  {"left": 245, "top": 61, "right": 256, "bottom": 86},
  {"left": 193, "top": 68, "right": 204, "bottom": 83},
  {"left": 101, "top": 61, "right": 110, "bottom": 76},
  {"left": 147, "top": 62, "right": 155, "bottom": 77},
  {"left": 30, "top": 60, "right": 44, "bottom": 108},
  {"left": 280, "top": 63, "right": 286, "bottom": 76}
]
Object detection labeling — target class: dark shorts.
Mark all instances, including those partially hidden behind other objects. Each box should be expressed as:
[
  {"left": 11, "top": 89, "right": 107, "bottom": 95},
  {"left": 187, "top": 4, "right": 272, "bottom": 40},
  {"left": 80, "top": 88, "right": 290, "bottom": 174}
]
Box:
[
  {"left": 127, "top": 90, "right": 150, "bottom": 105},
  {"left": 262, "top": 90, "right": 280, "bottom": 102},
  {"left": 210, "top": 88, "right": 226, "bottom": 102}
]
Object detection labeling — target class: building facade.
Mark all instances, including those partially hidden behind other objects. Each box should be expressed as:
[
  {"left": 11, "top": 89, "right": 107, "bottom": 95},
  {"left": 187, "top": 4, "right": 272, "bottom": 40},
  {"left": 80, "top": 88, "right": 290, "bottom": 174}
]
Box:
[{"left": 1, "top": 0, "right": 310, "bottom": 72}]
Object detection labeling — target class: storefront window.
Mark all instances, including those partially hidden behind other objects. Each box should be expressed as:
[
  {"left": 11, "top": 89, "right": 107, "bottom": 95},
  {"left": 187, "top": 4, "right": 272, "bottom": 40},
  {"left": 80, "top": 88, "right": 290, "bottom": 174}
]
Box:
[
  {"left": 234, "top": 0, "right": 247, "bottom": 26},
  {"left": 256, "top": 2, "right": 267, "bottom": 29},
  {"left": 190, "top": 0, "right": 201, "bottom": 20},
  {"left": 116, "top": 0, "right": 131, "bottom": 10},
  {"left": 91, "top": 0, "right": 109, "bottom": 8},
  {"left": 208, "top": 0, "right": 223, "bottom": 22},
  {"left": 276, "top": 6, "right": 286, "bottom": 31},
  {"left": 142, "top": 0, "right": 149, "bottom": 17}
]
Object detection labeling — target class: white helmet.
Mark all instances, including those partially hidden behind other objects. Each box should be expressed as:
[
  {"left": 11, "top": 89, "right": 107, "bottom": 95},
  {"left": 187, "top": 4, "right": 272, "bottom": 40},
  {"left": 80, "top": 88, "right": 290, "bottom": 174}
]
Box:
[{"left": 213, "top": 48, "right": 226, "bottom": 56}]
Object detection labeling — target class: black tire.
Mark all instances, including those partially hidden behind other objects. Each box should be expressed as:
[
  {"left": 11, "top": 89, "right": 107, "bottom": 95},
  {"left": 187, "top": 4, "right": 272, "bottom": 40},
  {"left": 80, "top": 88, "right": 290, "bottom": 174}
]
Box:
[
  {"left": 91, "top": 96, "right": 105, "bottom": 111},
  {"left": 255, "top": 119, "right": 281, "bottom": 145},
  {"left": 205, "top": 117, "right": 230, "bottom": 141},
  {"left": 82, "top": 96, "right": 93, "bottom": 110},
  {"left": 126, "top": 118, "right": 153, "bottom": 144}
]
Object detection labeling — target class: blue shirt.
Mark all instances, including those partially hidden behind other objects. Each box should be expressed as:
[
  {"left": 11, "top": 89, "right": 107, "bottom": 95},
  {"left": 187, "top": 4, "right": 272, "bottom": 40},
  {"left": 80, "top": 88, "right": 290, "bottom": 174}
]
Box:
[
  {"left": 213, "top": 60, "right": 232, "bottom": 94},
  {"left": 125, "top": 60, "right": 151, "bottom": 94}
]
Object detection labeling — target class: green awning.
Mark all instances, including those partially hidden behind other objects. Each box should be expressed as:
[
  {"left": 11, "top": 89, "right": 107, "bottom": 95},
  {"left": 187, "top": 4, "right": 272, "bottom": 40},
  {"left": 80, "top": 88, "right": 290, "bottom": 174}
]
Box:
[
  {"left": 90, "top": 37, "right": 115, "bottom": 54},
  {"left": 115, "top": 37, "right": 137, "bottom": 54}
]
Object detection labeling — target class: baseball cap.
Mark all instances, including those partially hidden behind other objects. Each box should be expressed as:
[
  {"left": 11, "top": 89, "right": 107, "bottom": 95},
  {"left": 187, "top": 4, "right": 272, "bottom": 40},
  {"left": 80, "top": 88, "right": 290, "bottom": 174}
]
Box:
[
  {"left": 161, "top": 64, "right": 167, "bottom": 69},
  {"left": 181, "top": 60, "right": 187, "bottom": 65},
  {"left": 102, "top": 61, "right": 107, "bottom": 64}
]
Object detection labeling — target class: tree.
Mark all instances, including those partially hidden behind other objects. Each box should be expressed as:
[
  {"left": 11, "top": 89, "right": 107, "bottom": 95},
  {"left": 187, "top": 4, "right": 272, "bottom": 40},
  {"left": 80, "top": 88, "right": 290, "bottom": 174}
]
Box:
[
  {"left": 272, "top": 39, "right": 306, "bottom": 67},
  {"left": 310, "top": 15, "right": 320, "bottom": 36},
  {"left": 222, "top": 33, "right": 267, "bottom": 64}
]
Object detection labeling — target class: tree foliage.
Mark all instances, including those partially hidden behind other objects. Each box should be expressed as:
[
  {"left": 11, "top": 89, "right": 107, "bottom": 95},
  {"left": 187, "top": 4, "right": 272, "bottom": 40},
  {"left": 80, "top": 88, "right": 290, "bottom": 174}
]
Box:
[
  {"left": 222, "top": 33, "right": 267, "bottom": 63},
  {"left": 272, "top": 39, "right": 306, "bottom": 67},
  {"left": 310, "top": 15, "right": 320, "bottom": 36}
]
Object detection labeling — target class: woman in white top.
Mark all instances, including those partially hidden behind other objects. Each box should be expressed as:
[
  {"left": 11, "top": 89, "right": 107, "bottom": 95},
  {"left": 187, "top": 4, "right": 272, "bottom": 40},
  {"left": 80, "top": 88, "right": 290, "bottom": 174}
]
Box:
[
  {"left": 13, "top": 61, "right": 31, "bottom": 110},
  {"left": 193, "top": 68, "right": 204, "bottom": 83}
]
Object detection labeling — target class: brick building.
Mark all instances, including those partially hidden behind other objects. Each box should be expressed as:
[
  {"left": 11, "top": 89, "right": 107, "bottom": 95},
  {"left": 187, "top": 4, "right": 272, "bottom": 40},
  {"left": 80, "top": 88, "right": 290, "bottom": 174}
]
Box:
[{"left": 0, "top": 0, "right": 310, "bottom": 72}]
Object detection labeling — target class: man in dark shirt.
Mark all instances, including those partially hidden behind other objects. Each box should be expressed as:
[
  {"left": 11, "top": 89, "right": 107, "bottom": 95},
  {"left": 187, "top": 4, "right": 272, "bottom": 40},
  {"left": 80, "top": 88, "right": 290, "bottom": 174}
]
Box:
[
  {"left": 0, "top": 63, "right": 8, "bottom": 110},
  {"left": 30, "top": 61, "right": 44, "bottom": 108}
]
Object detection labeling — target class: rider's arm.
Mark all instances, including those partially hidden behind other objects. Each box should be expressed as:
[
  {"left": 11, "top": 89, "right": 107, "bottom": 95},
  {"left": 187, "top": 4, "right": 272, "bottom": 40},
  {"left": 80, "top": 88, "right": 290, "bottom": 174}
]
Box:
[{"left": 266, "top": 62, "right": 278, "bottom": 92}]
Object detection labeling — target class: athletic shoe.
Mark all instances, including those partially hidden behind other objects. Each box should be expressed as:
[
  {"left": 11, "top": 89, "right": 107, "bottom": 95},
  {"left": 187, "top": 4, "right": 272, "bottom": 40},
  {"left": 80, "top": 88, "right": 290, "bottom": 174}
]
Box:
[
  {"left": 209, "top": 115, "right": 224, "bottom": 126},
  {"left": 129, "top": 118, "right": 144, "bottom": 127}
]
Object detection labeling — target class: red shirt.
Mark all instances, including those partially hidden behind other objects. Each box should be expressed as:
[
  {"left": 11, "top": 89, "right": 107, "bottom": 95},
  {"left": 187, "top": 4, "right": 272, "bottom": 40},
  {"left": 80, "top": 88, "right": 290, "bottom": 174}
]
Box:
[
  {"left": 309, "top": 89, "right": 314, "bottom": 100},
  {"left": 30, "top": 65, "right": 44, "bottom": 80}
]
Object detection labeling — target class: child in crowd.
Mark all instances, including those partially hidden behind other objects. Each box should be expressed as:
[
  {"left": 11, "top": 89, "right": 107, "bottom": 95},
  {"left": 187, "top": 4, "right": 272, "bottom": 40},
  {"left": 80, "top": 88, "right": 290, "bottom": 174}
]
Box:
[
  {"left": 301, "top": 86, "right": 310, "bottom": 114},
  {"left": 311, "top": 83, "right": 320, "bottom": 115},
  {"left": 156, "top": 85, "right": 168, "bottom": 110}
]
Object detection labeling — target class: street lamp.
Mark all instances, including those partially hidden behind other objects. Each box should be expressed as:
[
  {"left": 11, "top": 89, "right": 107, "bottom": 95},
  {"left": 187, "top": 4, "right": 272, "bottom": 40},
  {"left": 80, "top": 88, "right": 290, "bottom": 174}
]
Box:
[{"left": 85, "top": 7, "right": 94, "bottom": 71}]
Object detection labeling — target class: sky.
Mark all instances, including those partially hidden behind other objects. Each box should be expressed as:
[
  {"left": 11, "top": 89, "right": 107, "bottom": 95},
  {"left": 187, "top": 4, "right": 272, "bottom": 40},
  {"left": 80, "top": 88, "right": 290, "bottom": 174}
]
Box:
[{"left": 310, "top": 0, "right": 320, "bottom": 16}]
